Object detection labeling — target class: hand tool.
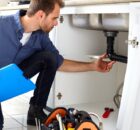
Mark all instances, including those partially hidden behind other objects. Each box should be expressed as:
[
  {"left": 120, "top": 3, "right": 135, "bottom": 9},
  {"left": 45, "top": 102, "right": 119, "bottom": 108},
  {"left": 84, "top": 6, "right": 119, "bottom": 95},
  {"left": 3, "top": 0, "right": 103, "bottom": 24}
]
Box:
[
  {"left": 56, "top": 114, "right": 64, "bottom": 130},
  {"left": 102, "top": 107, "right": 114, "bottom": 118}
]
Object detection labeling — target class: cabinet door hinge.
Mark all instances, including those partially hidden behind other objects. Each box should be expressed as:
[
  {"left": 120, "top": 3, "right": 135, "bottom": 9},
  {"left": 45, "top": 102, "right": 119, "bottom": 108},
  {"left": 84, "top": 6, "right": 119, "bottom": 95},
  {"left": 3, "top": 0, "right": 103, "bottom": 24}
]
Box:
[
  {"left": 126, "top": 37, "right": 139, "bottom": 48},
  {"left": 59, "top": 16, "right": 64, "bottom": 23},
  {"left": 57, "top": 92, "right": 62, "bottom": 100}
]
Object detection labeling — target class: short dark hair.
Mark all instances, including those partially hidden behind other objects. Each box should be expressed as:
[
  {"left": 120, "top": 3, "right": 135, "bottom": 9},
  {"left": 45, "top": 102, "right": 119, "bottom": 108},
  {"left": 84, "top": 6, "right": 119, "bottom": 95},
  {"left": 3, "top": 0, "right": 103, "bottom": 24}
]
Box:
[{"left": 27, "top": 0, "right": 64, "bottom": 17}]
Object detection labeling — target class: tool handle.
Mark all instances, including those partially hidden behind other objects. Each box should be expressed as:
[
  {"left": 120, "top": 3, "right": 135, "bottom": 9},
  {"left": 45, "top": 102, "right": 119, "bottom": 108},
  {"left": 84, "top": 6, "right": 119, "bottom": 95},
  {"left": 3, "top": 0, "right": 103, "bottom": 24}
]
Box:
[{"left": 102, "top": 110, "right": 110, "bottom": 118}]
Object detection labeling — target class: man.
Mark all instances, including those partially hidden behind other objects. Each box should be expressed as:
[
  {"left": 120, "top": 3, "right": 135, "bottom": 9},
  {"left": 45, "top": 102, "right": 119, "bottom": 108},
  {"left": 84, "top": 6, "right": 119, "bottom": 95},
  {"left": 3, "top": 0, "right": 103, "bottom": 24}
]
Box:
[{"left": 0, "top": 0, "right": 115, "bottom": 128}]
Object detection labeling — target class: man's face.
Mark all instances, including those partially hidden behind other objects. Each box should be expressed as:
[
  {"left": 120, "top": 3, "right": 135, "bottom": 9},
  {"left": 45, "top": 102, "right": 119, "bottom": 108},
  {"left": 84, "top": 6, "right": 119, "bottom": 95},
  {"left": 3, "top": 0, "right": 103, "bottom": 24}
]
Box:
[{"left": 40, "top": 3, "right": 60, "bottom": 33}]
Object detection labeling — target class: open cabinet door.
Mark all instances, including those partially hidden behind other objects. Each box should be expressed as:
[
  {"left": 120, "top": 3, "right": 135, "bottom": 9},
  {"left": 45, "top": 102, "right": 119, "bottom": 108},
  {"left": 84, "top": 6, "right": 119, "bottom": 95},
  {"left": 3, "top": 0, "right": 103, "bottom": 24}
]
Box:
[{"left": 117, "top": 3, "right": 140, "bottom": 130}]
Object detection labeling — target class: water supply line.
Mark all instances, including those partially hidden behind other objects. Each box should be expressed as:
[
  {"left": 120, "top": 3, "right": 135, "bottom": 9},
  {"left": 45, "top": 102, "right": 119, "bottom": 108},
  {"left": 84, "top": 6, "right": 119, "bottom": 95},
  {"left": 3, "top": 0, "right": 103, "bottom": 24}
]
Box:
[{"left": 104, "top": 31, "right": 127, "bottom": 63}]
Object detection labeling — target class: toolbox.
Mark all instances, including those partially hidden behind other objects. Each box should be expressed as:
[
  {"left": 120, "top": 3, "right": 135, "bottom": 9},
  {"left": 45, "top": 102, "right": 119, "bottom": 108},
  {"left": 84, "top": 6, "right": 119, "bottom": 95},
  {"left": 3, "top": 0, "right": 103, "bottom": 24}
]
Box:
[{"left": 35, "top": 107, "right": 103, "bottom": 130}]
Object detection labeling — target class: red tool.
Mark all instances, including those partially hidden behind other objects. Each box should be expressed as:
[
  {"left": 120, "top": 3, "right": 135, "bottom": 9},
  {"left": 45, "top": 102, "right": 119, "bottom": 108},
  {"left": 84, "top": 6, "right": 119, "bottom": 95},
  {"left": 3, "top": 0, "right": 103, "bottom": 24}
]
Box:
[{"left": 102, "top": 107, "right": 114, "bottom": 118}]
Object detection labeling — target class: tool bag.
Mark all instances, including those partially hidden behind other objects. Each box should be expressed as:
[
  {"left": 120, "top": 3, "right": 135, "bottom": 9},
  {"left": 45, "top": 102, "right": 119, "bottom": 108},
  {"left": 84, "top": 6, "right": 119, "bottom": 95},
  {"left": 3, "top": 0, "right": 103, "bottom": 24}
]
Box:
[{"left": 38, "top": 107, "right": 103, "bottom": 130}]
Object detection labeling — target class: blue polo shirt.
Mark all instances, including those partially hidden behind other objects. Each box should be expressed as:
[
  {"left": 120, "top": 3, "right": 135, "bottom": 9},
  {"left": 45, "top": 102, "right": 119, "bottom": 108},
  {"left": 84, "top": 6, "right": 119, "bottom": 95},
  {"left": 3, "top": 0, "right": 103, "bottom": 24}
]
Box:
[{"left": 0, "top": 10, "right": 64, "bottom": 68}]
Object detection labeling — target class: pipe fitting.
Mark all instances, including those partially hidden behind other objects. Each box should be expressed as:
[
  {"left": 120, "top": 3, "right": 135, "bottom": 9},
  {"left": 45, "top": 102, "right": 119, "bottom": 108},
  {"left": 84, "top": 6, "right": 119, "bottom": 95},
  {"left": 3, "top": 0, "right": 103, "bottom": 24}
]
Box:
[{"left": 104, "top": 31, "right": 127, "bottom": 63}]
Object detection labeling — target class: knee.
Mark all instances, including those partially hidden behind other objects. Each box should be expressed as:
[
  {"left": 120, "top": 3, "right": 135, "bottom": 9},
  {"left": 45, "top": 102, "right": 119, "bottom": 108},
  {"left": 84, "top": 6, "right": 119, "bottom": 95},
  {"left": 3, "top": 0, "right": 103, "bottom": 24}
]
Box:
[{"left": 41, "top": 51, "right": 59, "bottom": 69}]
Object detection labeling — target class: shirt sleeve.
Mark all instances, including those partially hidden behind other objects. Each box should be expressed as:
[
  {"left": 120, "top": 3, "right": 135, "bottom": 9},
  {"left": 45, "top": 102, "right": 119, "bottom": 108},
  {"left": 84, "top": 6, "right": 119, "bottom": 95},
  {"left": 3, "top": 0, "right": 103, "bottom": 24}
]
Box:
[{"left": 41, "top": 33, "right": 64, "bottom": 68}]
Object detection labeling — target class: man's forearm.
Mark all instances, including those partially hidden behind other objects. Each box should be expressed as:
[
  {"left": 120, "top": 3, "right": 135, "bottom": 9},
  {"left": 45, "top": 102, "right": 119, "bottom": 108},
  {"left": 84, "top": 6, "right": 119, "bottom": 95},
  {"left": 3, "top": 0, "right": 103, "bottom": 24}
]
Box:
[
  {"left": 58, "top": 54, "right": 115, "bottom": 73},
  {"left": 58, "top": 59, "right": 95, "bottom": 72}
]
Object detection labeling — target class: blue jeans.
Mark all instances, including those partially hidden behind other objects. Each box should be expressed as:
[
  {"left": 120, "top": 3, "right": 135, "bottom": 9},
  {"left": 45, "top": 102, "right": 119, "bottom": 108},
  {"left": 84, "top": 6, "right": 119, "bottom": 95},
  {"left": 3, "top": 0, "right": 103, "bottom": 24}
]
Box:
[{"left": 0, "top": 104, "right": 3, "bottom": 129}]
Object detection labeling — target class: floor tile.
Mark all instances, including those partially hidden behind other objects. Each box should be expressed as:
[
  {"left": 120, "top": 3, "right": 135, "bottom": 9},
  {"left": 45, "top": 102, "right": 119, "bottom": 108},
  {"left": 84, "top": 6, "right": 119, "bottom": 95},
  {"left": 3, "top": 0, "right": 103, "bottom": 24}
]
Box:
[
  {"left": 10, "top": 114, "right": 27, "bottom": 127},
  {"left": 2, "top": 92, "right": 34, "bottom": 130},
  {"left": 3, "top": 118, "right": 23, "bottom": 129}
]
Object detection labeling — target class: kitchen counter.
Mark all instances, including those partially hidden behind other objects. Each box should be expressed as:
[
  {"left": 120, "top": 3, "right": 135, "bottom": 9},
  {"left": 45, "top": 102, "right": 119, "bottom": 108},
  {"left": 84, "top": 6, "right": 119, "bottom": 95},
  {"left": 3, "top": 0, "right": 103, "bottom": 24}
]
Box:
[
  {"left": 0, "top": 0, "right": 140, "bottom": 12},
  {"left": 65, "top": 0, "right": 140, "bottom": 6}
]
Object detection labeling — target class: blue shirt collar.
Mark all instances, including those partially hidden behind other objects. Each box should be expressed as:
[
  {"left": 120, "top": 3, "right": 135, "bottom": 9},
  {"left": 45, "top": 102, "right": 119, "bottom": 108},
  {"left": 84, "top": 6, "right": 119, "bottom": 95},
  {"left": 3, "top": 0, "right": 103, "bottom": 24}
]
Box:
[{"left": 13, "top": 10, "right": 26, "bottom": 36}]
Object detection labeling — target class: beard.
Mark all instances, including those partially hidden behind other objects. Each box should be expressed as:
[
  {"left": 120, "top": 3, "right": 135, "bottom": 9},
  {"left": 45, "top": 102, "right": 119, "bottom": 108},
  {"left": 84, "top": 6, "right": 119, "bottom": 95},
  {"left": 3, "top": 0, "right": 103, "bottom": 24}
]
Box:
[{"left": 40, "top": 25, "right": 54, "bottom": 33}]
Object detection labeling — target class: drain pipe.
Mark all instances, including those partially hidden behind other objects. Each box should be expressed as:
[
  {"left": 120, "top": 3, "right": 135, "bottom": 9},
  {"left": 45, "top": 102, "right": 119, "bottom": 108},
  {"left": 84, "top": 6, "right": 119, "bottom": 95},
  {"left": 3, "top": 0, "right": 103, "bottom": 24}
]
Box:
[{"left": 104, "top": 31, "right": 127, "bottom": 63}]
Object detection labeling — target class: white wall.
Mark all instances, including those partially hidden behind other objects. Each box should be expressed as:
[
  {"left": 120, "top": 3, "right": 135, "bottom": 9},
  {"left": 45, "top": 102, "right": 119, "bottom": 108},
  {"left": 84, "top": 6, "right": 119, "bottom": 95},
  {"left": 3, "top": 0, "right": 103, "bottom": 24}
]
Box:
[{"left": 0, "top": 0, "right": 10, "bottom": 7}]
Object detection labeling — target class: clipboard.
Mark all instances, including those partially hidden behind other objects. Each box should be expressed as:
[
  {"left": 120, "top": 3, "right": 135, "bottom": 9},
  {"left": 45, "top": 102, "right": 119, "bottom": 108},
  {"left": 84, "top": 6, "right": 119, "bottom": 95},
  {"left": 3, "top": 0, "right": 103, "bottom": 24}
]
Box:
[{"left": 0, "top": 64, "right": 35, "bottom": 102}]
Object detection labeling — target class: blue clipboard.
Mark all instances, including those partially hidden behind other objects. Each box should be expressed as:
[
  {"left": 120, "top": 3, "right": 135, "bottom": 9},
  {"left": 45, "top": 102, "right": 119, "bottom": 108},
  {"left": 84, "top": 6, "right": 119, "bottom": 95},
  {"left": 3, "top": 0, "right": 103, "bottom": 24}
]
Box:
[{"left": 0, "top": 64, "right": 35, "bottom": 102}]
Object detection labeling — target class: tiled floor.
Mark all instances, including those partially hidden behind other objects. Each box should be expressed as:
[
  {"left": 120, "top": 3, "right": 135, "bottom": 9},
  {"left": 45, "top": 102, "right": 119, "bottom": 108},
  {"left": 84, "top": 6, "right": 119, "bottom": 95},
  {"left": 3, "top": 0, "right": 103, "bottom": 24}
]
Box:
[{"left": 1, "top": 91, "right": 38, "bottom": 130}]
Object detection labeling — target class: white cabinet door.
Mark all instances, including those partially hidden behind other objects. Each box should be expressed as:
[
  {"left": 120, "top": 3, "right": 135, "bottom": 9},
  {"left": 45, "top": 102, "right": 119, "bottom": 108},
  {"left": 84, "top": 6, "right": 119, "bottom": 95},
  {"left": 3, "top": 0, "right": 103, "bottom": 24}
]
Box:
[{"left": 117, "top": 3, "right": 140, "bottom": 130}]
